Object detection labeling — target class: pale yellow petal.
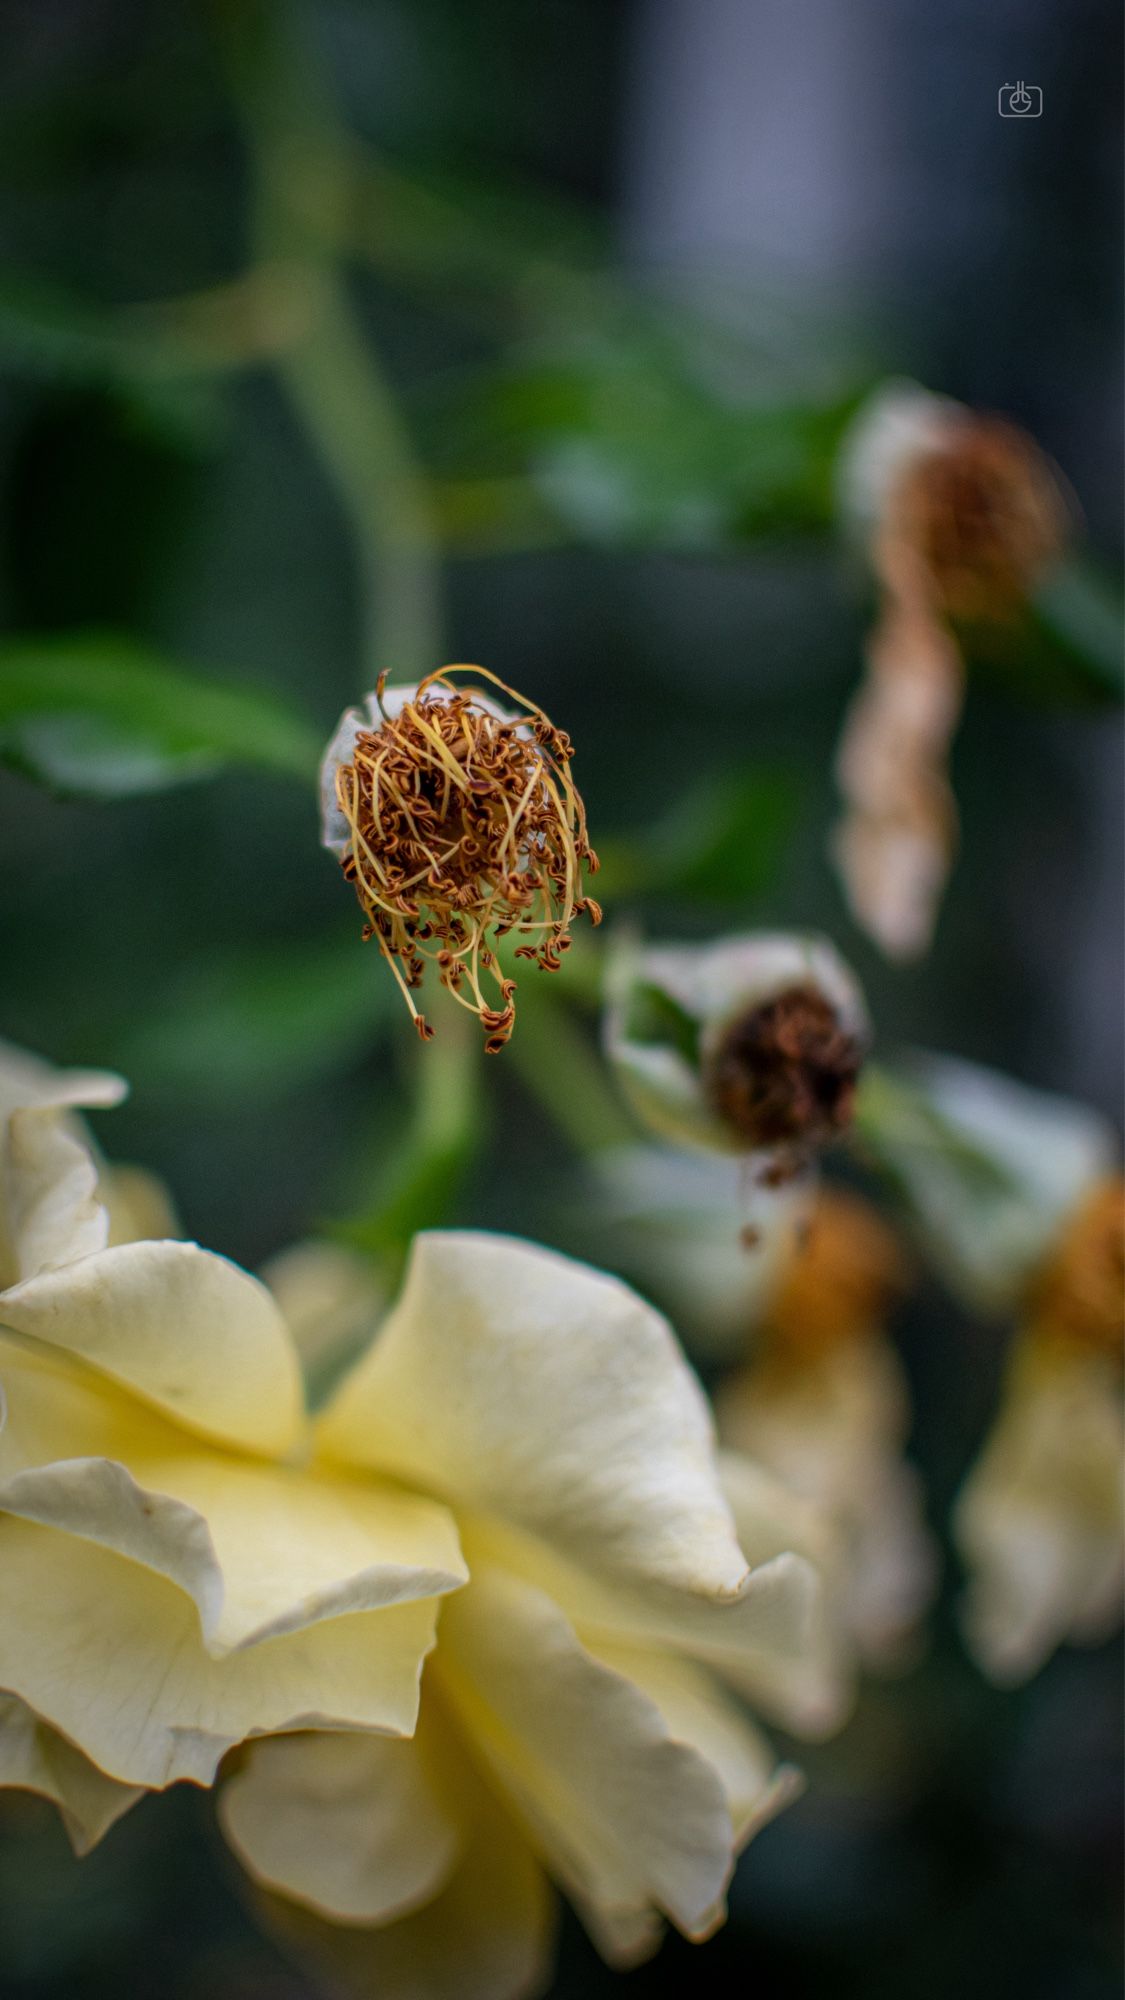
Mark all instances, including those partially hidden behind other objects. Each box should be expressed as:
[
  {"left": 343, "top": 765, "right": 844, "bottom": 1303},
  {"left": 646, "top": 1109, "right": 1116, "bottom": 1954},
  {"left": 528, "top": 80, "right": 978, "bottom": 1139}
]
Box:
[
  {"left": 319, "top": 1231, "right": 749, "bottom": 1602},
  {"left": 101, "top": 1164, "right": 181, "bottom": 1246},
  {"left": 0, "top": 1040, "right": 126, "bottom": 1124},
  {"left": 0, "top": 1515, "right": 440, "bottom": 1787},
  {"left": 436, "top": 1560, "right": 742, "bottom": 1942},
  {"left": 458, "top": 1499, "right": 839, "bottom": 1742},
  {"left": 0, "top": 1692, "right": 141, "bottom": 1854},
  {"left": 0, "top": 1238, "right": 303, "bottom": 1455},
  {"left": 584, "top": 1641, "right": 803, "bottom": 1860},
  {"left": 220, "top": 1728, "right": 460, "bottom": 1924},
  {"left": 251, "top": 1725, "right": 554, "bottom": 2000},
  {"left": 0, "top": 1335, "right": 465, "bottom": 1654},
  {"left": 260, "top": 1240, "right": 383, "bottom": 1383},
  {"left": 2, "top": 1107, "right": 107, "bottom": 1284}
]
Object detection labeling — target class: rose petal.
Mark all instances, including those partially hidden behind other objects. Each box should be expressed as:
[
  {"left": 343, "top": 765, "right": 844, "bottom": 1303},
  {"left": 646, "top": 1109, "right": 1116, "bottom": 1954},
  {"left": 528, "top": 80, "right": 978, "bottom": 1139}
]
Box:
[{"left": 319, "top": 1231, "right": 750, "bottom": 1604}]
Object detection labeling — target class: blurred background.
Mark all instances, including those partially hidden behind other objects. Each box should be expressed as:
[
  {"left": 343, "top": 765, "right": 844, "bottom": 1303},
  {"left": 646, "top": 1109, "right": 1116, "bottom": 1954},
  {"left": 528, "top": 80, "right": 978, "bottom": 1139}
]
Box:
[{"left": 0, "top": 2, "right": 1121, "bottom": 1996}]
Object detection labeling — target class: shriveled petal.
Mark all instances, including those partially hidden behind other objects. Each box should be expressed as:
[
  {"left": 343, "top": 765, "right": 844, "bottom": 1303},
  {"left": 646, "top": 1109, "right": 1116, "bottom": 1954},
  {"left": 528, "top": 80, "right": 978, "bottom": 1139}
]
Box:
[
  {"left": 0, "top": 1516, "right": 441, "bottom": 1787},
  {"left": 956, "top": 1346, "right": 1124, "bottom": 1684},
  {"left": 319, "top": 1231, "right": 750, "bottom": 1603},
  {"left": 436, "top": 1561, "right": 744, "bottom": 1943},
  {"left": 2, "top": 1106, "right": 108, "bottom": 1284},
  {"left": 250, "top": 1719, "right": 554, "bottom": 2000},
  {"left": 220, "top": 1728, "right": 459, "bottom": 1925},
  {"left": 0, "top": 1692, "right": 141, "bottom": 1855},
  {"left": 0, "top": 1238, "right": 304, "bottom": 1455},
  {"left": 0, "top": 1336, "right": 466, "bottom": 1654}
]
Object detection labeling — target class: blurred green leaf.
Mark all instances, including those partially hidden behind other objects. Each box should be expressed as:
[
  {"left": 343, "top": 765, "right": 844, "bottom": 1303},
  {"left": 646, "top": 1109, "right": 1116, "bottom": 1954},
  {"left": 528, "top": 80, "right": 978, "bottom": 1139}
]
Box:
[
  {"left": 339, "top": 1010, "right": 483, "bottom": 1260},
  {"left": 0, "top": 633, "right": 321, "bottom": 796},
  {"left": 118, "top": 935, "right": 386, "bottom": 1103},
  {"left": 431, "top": 335, "right": 862, "bottom": 550},
  {"left": 601, "top": 766, "right": 801, "bottom": 904},
  {"left": 1030, "top": 558, "right": 1124, "bottom": 698}
]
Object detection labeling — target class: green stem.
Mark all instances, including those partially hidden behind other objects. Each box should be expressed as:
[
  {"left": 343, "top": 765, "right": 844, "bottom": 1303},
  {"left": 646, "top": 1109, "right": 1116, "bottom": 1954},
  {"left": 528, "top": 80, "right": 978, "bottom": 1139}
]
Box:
[
  {"left": 215, "top": 0, "right": 443, "bottom": 686},
  {"left": 507, "top": 988, "right": 636, "bottom": 1157}
]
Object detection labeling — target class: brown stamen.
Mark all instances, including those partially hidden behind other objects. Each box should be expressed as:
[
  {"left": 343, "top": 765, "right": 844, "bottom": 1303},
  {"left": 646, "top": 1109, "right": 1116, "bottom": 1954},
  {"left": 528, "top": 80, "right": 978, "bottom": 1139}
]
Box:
[
  {"left": 334, "top": 666, "right": 600, "bottom": 1049},
  {"left": 708, "top": 985, "right": 863, "bottom": 1153}
]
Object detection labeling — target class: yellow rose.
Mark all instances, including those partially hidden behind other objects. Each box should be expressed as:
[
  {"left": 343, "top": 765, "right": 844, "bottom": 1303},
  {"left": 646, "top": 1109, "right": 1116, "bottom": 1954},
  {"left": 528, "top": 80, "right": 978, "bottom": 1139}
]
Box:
[
  {"left": 0, "top": 1045, "right": 466, "bottom": 1805},
  {"left": 220, "top": 1229, "right": 848, "bottom": 1998}
]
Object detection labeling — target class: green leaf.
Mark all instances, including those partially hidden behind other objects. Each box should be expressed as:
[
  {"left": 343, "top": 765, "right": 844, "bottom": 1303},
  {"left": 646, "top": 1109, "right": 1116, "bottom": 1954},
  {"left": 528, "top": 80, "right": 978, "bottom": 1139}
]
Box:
[
  {"left": 0, "top": 633, "right": 321, "bottom": 796},
  {"left": 118, "top": 935, "right": 387, "bottom": 1103},
  {"left": 1029, "top": 558, "right": 1124, "bottom": 699},
  {"left": 600, "top": 767, "right": 801, "bottom": 905}
]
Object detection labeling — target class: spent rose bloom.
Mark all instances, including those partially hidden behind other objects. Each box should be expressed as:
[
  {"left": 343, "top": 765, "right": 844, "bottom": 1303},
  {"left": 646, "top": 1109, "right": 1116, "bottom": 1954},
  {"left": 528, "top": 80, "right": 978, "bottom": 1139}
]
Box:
[
  {"left": 860, "top": 1050, "right": 1122, "bottom": 1682},
  {"left": 219, "top": 1229, "right": 849, "bottom": 1997},
  {"left": 320, "top": 669, "right": 601, "bottom": 1050},
  {"left": 955, "top": 1172, "right": 1124, "bottom": 1685},
  {"left": 604, "top": 933, "right": 868, "bottom": 1262},
  {"left": 832, "top": 381, "right": 1070, "bottom": 960},
  {"left": 716, "top": 1187, "right": 937, "bottom": 1668},
  {"left": 0, "top": 1044, "right": 466, "bottom": 1801}
]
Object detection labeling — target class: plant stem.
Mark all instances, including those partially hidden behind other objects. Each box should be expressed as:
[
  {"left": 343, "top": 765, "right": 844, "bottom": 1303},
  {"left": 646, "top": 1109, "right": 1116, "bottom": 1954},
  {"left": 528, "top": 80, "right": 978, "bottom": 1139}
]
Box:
[{"left": 216, "top": 0, "right": 443, "bottom": 686}]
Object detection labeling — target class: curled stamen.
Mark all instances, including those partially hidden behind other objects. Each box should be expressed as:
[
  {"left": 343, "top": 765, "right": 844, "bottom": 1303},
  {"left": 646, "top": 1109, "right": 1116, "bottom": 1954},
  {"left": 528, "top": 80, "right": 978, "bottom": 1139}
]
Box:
[{"left": 323, "top": 667, "right": 600, "bottom": 1049}]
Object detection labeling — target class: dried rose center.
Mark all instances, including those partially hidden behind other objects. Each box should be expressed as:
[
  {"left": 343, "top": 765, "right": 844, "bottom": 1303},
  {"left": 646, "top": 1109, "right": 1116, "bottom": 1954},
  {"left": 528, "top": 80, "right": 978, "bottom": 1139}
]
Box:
[
  {"left": 894, "top": 419, "right": 1067, "bottom": 622},
  {"left": 335, "top": 670, "right": 600, "bottom": 1050},
  {"left": 708, "top": 985, "right": 862, "bottom": 1152}
]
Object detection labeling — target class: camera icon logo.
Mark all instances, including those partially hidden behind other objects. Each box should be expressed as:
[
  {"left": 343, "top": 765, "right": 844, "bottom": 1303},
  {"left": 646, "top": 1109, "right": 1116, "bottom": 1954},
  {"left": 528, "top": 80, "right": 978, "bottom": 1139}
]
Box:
[{"left": 999, "top": 81, "right": 1042, "bottom": 117}]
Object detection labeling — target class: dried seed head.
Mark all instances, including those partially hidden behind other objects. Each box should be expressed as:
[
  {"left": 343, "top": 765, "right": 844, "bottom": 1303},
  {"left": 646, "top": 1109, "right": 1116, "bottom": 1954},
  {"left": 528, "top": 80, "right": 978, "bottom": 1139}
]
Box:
[
  {"left": 323, "top": 667, "right": 600, "bottom": 1049},
  {"left": 1028, "top": 1178, "right": 1125, "bottom": 1359},
  {"left": 890, "top": 416, "right": 1069, "bottom": 623},
  {"left": 767, "top": 1188, "right": 908, "bottom": 1359},
  {"left": 707, "top": 985, "right": 863, "bottom": 1156}
]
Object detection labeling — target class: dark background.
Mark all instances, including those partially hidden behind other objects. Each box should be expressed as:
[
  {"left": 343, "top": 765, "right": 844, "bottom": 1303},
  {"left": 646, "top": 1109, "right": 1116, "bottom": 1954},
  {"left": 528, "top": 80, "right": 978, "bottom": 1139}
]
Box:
[{"left": 0, "top": 3, "right": 1121, "bottom": 1996}]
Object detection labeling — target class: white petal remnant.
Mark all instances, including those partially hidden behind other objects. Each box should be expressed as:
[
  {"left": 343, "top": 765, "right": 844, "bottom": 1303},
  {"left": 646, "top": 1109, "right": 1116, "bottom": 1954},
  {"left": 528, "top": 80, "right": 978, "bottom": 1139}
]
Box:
[
  {"left": 858, "top": 1054, "right": 1117, "bottom": 1316},
  {"left": 319, "top": 666, "right": 600, "bottom": 1050}
]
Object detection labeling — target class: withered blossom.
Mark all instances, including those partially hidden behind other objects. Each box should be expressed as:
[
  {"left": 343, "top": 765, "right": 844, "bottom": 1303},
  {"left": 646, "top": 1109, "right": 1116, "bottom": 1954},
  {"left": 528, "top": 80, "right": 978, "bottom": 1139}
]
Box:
[
  {"left": 833, "top": 382, "right": 1071, "bottom": 959},
  {"left": 320, "top": 667, "right": 600, "bottom": 1049}
]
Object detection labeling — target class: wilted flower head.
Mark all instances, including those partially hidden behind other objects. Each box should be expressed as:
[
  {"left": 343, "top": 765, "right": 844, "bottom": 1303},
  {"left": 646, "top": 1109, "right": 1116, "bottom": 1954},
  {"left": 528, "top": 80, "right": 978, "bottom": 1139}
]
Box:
[
  {"left": 840, "top": 380, "right": 1070, "bottom": 622},
  {"left": 955, "top": 1178, "right": 1123, "bottom": 1686},
  {"left": 833, "top": 381, "right": 1071, "bottom": 961},
  {"left": 320, "top": 666, "right": 600, "bottom": 1050},
  {"left": 606, "top": 932, "right": 868, "bottom": 1184},
  {"left": 717, "top": 1188, "right": 935, "bottom": 1669}
]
